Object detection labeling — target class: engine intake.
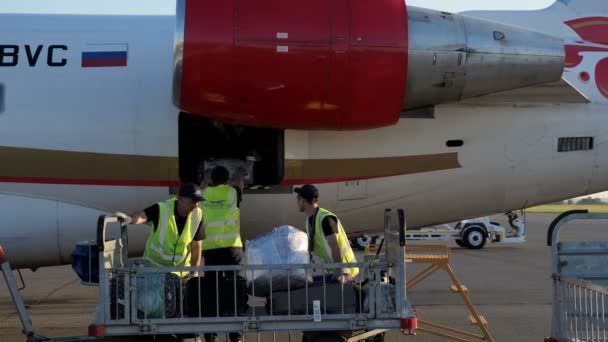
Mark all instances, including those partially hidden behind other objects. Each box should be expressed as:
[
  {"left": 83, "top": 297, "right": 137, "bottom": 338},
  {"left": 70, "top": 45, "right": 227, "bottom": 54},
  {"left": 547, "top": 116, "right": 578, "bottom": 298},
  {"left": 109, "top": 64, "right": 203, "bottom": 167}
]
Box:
[{"left": 174, "top": 0, "right": 564, "bottom": 130}]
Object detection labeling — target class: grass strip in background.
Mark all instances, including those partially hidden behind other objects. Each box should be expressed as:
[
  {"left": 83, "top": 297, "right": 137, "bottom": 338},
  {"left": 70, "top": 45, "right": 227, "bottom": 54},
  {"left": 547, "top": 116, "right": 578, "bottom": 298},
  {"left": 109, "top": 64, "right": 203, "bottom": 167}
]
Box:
[{"left": 527, "top": 204, "right": 608, "bottom": 213}]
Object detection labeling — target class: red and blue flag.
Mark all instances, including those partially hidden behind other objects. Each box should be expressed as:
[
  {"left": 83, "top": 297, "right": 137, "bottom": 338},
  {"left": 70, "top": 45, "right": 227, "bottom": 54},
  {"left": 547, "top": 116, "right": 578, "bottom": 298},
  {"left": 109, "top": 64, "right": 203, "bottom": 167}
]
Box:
[{"left": 81, "top": 44, "right": 128, "bottom": 68}]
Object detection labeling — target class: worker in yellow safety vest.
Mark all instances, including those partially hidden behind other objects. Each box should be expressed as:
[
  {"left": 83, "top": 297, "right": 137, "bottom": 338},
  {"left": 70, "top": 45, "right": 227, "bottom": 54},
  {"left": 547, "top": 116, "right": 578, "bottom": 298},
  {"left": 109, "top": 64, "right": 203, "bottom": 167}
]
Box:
[
  {"left": 115, "top": 183, "right": 204, "bottom": 277},
  {"left": 201, "top": 165, "right": 243, "bottom": 342},
  {"left": 295, "top": 184, "right": 359, "bottom": 282}
]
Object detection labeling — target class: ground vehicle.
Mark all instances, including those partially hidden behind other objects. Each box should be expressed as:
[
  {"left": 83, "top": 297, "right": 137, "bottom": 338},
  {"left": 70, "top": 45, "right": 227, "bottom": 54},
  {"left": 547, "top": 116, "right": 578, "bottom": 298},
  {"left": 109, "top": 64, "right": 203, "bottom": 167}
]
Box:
[
  {"left": 546, "top": 210, "right": 608, "bottom": 342},
  {"left": 452, "top": 211, "right": 526, "bottom": 249},
  {"left": 355, "top": 211, "right": 525, "bottom": 250},
  {"left": 2, "top": 210, "right": 417, "bottom": 342}
]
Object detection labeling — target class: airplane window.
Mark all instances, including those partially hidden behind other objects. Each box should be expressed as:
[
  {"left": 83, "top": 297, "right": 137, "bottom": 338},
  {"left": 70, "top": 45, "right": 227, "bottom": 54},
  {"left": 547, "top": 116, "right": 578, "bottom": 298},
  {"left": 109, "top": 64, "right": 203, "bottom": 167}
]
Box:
[
  {"left": 558, "top": 137, "right": 593, "bottom": 152},
  {"left": 0, "top": 84, "right": 4, "bottom": 113}
]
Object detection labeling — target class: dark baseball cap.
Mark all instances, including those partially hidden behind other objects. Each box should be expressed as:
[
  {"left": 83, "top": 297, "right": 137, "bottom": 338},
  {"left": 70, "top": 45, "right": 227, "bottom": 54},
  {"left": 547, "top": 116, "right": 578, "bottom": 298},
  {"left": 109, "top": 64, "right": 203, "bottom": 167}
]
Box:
[
  {"left": 294, "top": 184, "right": 319, "bottom": 202},
  {"left": 178, "top": 183, "right": 203, "bottom": 202}
]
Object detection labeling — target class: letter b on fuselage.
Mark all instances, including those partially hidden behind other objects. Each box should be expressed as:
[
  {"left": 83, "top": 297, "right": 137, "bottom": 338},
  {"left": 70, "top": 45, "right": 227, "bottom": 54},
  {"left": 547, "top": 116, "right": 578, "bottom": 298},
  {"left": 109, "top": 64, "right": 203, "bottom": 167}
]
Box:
[{"left": 0, "top": 45, "right": 18, "bottom": 66}]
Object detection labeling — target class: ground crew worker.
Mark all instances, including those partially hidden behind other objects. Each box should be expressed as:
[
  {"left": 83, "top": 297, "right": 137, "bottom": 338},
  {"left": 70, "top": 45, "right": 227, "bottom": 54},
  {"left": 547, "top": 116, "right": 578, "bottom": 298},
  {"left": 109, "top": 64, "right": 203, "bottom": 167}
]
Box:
[
  {"left": 115, "top": 183, "right": 204, "bottom": 277},
  {"left": 296, "top": 184, "right": 358, "bottom": 342},
  {"left": 202, "top": 165, "right": 243, "bottom": 342},
  {"left": 295, "top": 184, "right": 359, "bottom": 281}
]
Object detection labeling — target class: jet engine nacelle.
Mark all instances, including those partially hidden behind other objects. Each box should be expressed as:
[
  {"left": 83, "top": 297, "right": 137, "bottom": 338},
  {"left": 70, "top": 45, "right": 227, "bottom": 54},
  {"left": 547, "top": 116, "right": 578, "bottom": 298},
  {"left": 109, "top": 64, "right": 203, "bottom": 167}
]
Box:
[
  {"left": 173, "top": 0, "right": 564, "bottom": 130},
  {"left": 0, "top": 194, "right": 148, "bottom": 270}
]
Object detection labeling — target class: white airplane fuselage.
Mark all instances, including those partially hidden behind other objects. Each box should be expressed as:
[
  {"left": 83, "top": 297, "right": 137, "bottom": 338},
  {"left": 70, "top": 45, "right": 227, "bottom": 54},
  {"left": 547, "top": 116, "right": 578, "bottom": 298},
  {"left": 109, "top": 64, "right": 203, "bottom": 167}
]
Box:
[{"left": 1, "top": 8, "right": 608, "bottom": 269}]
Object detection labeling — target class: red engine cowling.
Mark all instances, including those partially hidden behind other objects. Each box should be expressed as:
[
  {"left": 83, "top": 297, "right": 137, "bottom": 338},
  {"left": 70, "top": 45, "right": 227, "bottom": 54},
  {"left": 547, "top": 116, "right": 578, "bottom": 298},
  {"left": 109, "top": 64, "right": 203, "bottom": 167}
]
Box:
[{"left": 174, "top": 0, "right": 408, "bottom": 130}]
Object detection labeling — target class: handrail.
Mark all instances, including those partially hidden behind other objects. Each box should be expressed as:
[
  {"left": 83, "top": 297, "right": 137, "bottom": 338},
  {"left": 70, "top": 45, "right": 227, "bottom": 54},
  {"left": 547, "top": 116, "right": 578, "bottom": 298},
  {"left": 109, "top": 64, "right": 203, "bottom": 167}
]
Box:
[
  {"left": 97, "top": 215, "right": 119, "bottom": 252},
  {"left": 546, "top": 210, "right": 588, "bottom": 246}
]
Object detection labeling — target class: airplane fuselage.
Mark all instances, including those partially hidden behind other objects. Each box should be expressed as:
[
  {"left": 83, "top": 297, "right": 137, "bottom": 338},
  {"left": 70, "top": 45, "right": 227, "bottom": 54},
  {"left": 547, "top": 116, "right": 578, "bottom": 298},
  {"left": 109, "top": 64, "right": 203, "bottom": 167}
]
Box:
[{"left": 1, "top": 10, "right": 607, "bottom": 269}]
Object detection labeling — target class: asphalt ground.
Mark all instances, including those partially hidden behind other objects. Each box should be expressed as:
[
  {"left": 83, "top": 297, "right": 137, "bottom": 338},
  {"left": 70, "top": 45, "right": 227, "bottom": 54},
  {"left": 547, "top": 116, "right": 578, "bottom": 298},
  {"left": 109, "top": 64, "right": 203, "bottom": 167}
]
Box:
[{"left": 1, "top": 213, "right": 607, "bottom": 341}]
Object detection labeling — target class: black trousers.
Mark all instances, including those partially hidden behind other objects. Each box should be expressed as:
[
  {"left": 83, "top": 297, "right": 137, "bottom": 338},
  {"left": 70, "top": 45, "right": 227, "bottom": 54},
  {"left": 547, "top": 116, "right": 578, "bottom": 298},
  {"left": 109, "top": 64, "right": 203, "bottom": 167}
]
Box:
[
  {"left": 204, "top": 247, "right": 243, "bottom": 342},
  {"left": 204, "top": 247, "right": 243, "bottom": 266}
]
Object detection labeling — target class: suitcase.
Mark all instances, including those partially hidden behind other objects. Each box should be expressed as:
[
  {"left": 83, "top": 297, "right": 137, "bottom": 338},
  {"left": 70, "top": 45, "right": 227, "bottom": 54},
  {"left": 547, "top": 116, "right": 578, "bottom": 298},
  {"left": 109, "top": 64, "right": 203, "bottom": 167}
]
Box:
[
  {"left": 268, "top": 282, "right": 358, "bottom": 315},
  {"left": 136, "top": 273, "right": 183, "bottom": 319},
  {"left": 185, "top": 273, "right": 248, "bottom": 317}
]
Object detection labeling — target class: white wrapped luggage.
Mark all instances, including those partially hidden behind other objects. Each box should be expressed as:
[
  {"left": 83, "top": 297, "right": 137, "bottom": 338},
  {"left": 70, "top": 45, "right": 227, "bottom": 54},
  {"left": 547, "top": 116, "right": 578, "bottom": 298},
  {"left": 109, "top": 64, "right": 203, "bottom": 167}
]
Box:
[{"left": 246, "top": 226, "right": 309, "bottom": 296}]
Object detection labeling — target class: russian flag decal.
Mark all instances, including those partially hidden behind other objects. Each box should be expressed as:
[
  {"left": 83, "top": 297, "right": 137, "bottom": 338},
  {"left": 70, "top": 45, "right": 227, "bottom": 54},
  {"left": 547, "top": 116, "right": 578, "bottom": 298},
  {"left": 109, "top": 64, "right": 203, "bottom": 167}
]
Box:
[{"left": 81, "top": 44, "right": 128, "bottom": 68}]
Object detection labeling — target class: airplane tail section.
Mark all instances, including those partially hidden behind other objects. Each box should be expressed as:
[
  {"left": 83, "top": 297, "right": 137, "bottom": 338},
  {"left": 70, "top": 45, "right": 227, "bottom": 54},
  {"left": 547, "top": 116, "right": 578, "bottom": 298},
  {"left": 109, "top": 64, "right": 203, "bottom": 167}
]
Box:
[
  {"left": 463, "top": 0, "right": 608, "bottom": 103},
  {"left": 554, "top": 0, "right": 608, "bottom": 19},
  {"left": 554, "top": 1, "right": 608, "bottom": 102}
]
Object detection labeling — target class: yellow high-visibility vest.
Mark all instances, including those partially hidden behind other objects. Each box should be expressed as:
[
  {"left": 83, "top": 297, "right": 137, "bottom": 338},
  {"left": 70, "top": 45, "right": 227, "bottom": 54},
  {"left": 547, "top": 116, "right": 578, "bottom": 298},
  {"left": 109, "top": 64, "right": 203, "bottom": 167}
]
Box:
[
  {"left": 306, "top": 208, "right": 359, "bottom": 278},
  {"left": 143, "top": 198, "right": 202, "bottom": 277},
  {"left": 202, "top": 185, "right": 242, "bottom": 250}
]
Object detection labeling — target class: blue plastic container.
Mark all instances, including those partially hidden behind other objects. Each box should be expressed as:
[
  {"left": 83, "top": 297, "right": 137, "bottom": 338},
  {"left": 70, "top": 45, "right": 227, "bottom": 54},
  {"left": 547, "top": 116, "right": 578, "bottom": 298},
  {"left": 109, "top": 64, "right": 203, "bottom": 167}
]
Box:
[{"left": 71, "top": 241, "right": 99, "bottom": 285}]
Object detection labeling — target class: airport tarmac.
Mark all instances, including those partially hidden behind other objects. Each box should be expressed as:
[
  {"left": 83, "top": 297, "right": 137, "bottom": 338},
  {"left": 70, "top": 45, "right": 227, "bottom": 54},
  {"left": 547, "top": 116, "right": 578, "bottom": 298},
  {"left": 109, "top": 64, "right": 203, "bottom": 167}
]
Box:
[{"left": 1, "top": 213, "right": 606, "bottom": 341}]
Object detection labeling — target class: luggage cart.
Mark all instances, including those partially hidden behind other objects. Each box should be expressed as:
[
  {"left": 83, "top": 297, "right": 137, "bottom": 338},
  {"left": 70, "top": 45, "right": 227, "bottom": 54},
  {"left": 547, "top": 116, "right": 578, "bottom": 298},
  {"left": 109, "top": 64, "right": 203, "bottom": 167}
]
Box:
[
  {"left": 84, "top": 209, "right": 417, "bottom": 341},
  {"left": 546, "top": 210, "right": 608, "bottom": 342}
]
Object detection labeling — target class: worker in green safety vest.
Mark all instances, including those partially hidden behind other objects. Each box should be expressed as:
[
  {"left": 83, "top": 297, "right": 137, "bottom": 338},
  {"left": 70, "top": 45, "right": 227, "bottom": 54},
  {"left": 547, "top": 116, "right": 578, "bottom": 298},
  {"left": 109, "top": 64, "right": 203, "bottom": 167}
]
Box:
[
  {"left": 295, "top": 184, "right": 359, "bottom": 282},
  {"left": 201, "top": 165, "right": 243, "bottom": 342},
  {"left": 115, "top": 183, "right": 204, "bottom": 277}
]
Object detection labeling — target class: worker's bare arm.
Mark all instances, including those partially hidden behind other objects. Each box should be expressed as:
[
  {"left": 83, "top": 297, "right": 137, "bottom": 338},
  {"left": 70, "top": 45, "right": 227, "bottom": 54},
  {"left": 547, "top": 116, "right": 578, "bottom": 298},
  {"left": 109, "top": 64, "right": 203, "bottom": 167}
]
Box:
[
  {"left": 129, "top": 211, "right": 148, "bottom": 225},
  {"left": 326, "top": 233, "right": 342, "bottom": 265},
  {"left": 190, "top": 240, "right": 202, "bottom": 277}
]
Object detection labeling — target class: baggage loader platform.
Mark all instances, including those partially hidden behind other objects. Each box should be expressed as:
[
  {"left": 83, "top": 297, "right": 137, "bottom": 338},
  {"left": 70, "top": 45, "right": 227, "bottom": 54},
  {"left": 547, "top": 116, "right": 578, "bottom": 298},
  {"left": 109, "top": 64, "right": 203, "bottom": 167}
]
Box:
[{"left": 3, "top": 209, "right": 417, "bottom": 342}]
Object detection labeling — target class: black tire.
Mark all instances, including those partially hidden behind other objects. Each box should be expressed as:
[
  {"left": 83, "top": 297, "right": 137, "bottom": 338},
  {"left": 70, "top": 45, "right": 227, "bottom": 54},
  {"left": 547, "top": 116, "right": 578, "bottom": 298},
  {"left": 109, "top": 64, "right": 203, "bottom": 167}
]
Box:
[
  {"left": 455, "top": 239, "right": 468, "bottom": 248},
  {"left": 130, "top": 335, "right": 179, "bottom": 342},
  {"left": 463, "top": 226, "right": 487, "bottom": 249},
  {"left": 311, "top": 334, "right": 347, "bottom": 342},
  {"left": 151, "top": 335, "right": 180, "bottom": 342},
  {"left": 304, "top": 332, "right": 347, "bottom": 342},
  {"left": 365, "top": 332, "right": 385, "bottom": 342}
]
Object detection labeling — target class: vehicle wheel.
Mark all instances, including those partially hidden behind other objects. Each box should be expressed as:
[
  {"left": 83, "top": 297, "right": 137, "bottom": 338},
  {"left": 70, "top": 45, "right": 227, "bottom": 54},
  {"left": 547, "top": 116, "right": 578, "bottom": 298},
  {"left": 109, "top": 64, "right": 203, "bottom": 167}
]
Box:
[
  {"left": 463, "top": 226, "right": 487, "bottom": 249},
  {"left": 152, "top": 335, "right": 180, "bottom": 342},
  {"left": 311, "top": 333, "right": 347, "bottom": 342},
  {"left": 352, "top": 235, "right": 372, "bottom": 250},
  {"left": 455, "top": 239, "right": 468, "bottom": 248},
  {"left": 365, "top": 332, "right": 385, "bottom": 342}
]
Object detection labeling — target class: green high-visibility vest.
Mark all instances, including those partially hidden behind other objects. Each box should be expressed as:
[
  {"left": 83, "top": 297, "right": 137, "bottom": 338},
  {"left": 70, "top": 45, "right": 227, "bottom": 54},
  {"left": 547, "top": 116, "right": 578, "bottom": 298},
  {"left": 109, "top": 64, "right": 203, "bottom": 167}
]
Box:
[
  {"left": 202, "top": 185, "right": 242, "bottom": 250},
  {"left": 306, "top": 208, "right": 359, "bottom": 278},
  {"left": 143, "top": 198, "right": 202, "bottom": 277}
]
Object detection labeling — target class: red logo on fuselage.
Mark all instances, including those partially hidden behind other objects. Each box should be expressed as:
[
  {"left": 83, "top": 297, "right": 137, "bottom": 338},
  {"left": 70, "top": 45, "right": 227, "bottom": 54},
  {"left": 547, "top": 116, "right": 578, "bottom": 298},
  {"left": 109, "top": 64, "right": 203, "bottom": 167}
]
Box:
[{"left": 564, "top": 17, "right": 608, "bottom": 98}]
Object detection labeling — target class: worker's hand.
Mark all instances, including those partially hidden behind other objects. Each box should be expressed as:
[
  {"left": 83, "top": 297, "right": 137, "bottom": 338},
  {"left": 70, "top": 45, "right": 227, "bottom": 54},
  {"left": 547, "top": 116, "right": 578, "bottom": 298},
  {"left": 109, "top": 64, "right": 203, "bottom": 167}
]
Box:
[
  {"left": 115, "top": 212, "right": 132, "bottom": 225},
  {"left": 337, "top": 274, "right": 351, "bottom": 284},
  {"left": 334, "top": 270, "right": 349, "bottom": 284},
  {"left": 190, "top": 271, "right": 199, "bottom": 278}
]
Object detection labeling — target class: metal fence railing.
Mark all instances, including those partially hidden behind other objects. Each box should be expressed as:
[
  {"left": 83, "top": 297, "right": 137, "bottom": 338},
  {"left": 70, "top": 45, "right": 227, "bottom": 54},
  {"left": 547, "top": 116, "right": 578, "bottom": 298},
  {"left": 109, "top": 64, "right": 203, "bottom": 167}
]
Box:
[
  {"left": 555, "top": 277, "right": 607, "bottom": 341},
  {"left": 90, "top": 210, "right": 417, "bottom": 339},
  {"left": 547, "top": 210, "right": 608, "bottom": 342}
]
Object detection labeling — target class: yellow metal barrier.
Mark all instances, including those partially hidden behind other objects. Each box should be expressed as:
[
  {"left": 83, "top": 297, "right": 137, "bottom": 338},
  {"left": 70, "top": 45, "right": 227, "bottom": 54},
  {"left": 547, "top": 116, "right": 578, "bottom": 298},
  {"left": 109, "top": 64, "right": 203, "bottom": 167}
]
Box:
[{"left": 366, "top": 244, "right": 495, "bottom": 342}]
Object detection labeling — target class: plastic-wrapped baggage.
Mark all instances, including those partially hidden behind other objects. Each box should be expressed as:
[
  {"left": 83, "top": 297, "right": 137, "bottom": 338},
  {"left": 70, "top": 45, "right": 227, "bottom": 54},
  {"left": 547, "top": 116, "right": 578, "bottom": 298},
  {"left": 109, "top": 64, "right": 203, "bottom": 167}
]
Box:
[
  {"left": 362, "top": 282, "right": 395, "bottom": 314},
  {"left": 246, "top": 226, "right": 310, "bottom": 297},
  {"left": 136, "top": 273, "right": 183, "bottom": 319}
]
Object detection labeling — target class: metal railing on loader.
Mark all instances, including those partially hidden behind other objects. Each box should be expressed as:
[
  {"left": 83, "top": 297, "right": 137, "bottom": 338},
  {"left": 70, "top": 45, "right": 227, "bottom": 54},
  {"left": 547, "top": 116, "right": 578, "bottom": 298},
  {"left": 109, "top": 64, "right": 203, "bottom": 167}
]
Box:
[
  {"left": 1, "top": 243, "right": 141, "bottom": 342},
  {"left": 89, "top": 209, "right": 417, "bottom": 341},
  {"left": 546, "top": 210, "right": 608, "bottom": 342}
]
